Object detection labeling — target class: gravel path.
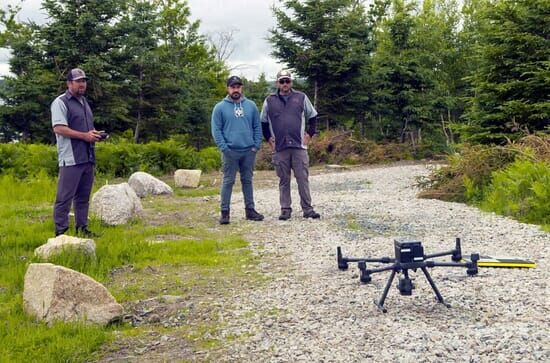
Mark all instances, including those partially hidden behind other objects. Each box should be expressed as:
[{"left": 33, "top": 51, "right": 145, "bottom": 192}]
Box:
[{"left": 218, "top": 163, "right": 549, "bottom": 362}]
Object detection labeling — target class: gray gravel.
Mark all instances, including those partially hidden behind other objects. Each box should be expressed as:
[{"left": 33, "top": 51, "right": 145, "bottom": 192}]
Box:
[{"left": 219, "top": 163, "right": 549, "bottom": 362}]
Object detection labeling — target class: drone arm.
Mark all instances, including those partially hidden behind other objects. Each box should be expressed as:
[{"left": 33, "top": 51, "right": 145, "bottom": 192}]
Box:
[
  {"left": 424, "top": 238, "right": 463, "bottom": 261},
  {"left": 365, "top": 264, "right": 399, "bottom": 274},
  {"left": 424, "top": 250, "right": 455, "bottom": 259},
  {"left": 426, "top": 261, "right": 469, "bottom": 268}
]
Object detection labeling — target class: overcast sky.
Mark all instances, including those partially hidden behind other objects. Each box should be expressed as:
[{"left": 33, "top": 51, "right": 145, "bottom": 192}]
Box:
[{"left": 0, "top": 0, "right": 283, "bottom": 80}]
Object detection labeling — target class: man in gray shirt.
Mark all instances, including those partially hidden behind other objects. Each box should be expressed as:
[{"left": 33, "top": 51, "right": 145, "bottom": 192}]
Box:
[
  {"left": 261, "top": 70, "right": 320, "bottom": 220},
  {"left": 51, "top": 68, "right": 106, "bottom": 237}
]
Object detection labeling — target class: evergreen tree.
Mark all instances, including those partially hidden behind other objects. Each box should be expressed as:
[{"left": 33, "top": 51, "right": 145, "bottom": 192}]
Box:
[
  {"left": 269, "top": 0, "right": 372, "bottom": 127},
  {"left": 0, "top": 0, "right": 226, "bottom": 145},
  {"left": 367, "top": 0, "right": 433, "bottom": 142},
  {"left": 462, "top": 0, "right": 550, "bottom": 143}
]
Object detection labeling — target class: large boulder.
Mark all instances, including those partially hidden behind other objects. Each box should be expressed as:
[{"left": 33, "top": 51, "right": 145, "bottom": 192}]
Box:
[
  {"left": 23, "top": 263, "right": 123, "bottom": 326},
  {"left": 174, "top": 169, "right": 202, "bottom": 188},
  {"left": 91, "top": 183, "right": 143, "bottom": 225},
  {"left": 35, "top": 235, "right": 96, "bottom": 260},
  {"left": 128, "top": 171, "right": 173, "bottom": 198}
]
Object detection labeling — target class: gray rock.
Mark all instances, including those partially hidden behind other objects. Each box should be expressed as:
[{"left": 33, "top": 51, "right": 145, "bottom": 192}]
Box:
[
  {"left": 34, "top": 235, "right": 96, "bottom": 259},
  {"left": 91, "top": 182, "right": 143, "bottom": 225},
  {"left": 174, "top": 169, "right": 201, "bottom": 188},
  {"left": 128, "top": 171, "right": 173, "bottom": 198},
  {"left": 23, "top": 263, "right": 123, "bottom": 326}
]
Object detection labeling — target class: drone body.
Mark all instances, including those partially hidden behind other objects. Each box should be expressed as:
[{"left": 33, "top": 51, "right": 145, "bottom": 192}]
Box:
[{"left": 337, "top": 238, "right": 480, "bottom": 312}]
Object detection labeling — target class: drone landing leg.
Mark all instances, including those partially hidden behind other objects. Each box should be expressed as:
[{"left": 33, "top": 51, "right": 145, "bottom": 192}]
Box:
[
  {"left": 420, "top": 267, "right": 451, "bottom": 308},
  {"left": 374, "top": 269, "right": 397, "bottom": 313}
]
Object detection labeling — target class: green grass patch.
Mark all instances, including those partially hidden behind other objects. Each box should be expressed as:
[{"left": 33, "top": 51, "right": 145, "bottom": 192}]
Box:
[{"left": 0, "top": 172, "right": 258, "bottom": 361}]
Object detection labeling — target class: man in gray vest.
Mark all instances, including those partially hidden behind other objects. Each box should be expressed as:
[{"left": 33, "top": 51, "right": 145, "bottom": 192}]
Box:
[
  {"left": 51, "top": 68, "right": 106, "bottom": 237},
  {"left": 261, "top": 70, "right": 320, "bottom": 220}
]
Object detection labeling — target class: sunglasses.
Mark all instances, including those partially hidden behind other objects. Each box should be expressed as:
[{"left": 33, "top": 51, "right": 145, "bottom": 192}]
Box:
[{"left": 278, "top": 79, "right": 291, "bottom": 84}]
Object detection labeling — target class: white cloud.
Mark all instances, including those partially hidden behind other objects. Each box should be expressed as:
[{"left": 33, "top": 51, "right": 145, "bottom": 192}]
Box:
[{"left": 187, "top": 0, "right": 283, "bottom": 80}]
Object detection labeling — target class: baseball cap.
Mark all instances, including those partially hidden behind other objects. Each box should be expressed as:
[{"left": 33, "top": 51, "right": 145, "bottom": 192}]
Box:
[
  {"left": 276, "top": 69, "right": 292, "bottom": 81},
  {"left": 67, "top": 68, "right": 88, "bottom": 81},
  {"left": 227, "top": 75, "right": 243, "bottom": 87}
]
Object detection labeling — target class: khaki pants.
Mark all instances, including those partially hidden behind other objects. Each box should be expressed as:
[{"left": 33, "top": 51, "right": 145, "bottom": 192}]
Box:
[{"left": 272, "top": 148, "right": 314, "bottom": 213}]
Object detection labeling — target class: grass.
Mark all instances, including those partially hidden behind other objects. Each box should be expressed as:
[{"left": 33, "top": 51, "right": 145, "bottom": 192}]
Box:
[{"left": 0, "top": 171, "right": 259, "bottom": 362}]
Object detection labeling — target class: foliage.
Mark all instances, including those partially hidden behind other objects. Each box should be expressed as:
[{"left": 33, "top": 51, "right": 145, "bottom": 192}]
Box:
[
  {"left": 0, "top": 140, "right": 221, "bottom": 178},
  {"left": 270, "top": 0, "right": 372, "bottom": 119},
  {"left": 482, "top": 159, "right": 550, "bottom": 225},
  {"left": 417, "top": 143, "right": 517, "bottom": 201},
  {"left": 461, "top": 0, "right": 550, "bottom": 143},
  {"left": 241, "top": 73, "right": 273, "bottom": 109},
  {"left": 417, "top": 135, "right": 550, "bottom": 227},
  {"left": 0, "top": 0, "right": 226, "bottom": 145}
]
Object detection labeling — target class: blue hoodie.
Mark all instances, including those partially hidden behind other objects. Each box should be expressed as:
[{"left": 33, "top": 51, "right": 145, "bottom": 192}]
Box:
[{"left": 211, "top": 96, "right": 262, "bottom": 152}]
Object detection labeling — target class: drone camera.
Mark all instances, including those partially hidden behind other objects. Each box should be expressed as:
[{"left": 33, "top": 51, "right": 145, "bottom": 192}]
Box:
[{"left": 394, "top": 239, "right": 424, "bottom": 264}]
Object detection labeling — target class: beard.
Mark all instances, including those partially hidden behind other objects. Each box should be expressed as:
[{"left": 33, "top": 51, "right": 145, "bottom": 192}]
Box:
[{"left": 230, "top": 91, "right": 241, "bottom": 100}]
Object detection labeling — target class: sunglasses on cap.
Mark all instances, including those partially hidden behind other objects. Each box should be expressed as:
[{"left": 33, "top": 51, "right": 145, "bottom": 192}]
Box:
[{"left": 278, "top": 78, "right": 291, "bottom": 84}]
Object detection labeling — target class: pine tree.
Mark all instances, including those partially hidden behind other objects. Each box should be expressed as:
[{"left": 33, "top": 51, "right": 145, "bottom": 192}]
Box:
[{"left": 462, "top": 0, "right": 550, "bottom": 143}]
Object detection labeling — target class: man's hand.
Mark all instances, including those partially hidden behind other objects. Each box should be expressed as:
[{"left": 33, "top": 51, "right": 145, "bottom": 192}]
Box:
[
  {"left": 53, "top": 125, "right": 102, "bottom": 142},
  {"left": 304, "top": 133, "right": 312, "bottom": 145},
  {"left": 88, "top": 130, "right": 104, "bottom": 142},
  {"left": 269, "top": 137, "right": 276, "bottom": 152}
]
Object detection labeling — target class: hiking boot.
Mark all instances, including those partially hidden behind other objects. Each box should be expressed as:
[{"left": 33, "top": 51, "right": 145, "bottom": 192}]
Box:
[
  {"left": 279, "top": 209, "right": 292, "bottom": 220},
  {"left": 55, "top": 228, "right": 68, "bottom": 236},
  {"left": 303, "top": 210, "right": 320, "bottom": 219},
  {"left": 219, "top": 210, "right": 230, "bottom": 225},
  {"left": 245, "top": 208, "right": 264, "bottom": 221},
  {"left": 76, "top": 226, "right": 99, "bottom": 238}
]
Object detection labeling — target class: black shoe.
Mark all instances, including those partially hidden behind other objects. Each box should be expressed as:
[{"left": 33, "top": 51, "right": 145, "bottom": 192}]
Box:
[
  {"left": 303, "top": 210, "right": 320, "bottom": 219},
  {"left": 76, "top": 226, "right": 99, "bottom": 238},
  {"left": 279, "top": 209, "right": 292, "bottom": 220},
  {"left": 245, "top": 208, "right": 264, "bottom": 221},
  {"left": 219, "top": 210, "right": 230, "bottom": 225},
  {"left": 55, "top": 228, "right": 68, "bottom": 236}
]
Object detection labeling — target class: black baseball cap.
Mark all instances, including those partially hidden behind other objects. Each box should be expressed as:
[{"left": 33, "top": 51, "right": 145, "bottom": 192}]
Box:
[
  {"left": 227, "top": 75, "right": 243, "bottom": 87},
  {"left": 67, "top": 68, "right": 88, "bottom": 81}
]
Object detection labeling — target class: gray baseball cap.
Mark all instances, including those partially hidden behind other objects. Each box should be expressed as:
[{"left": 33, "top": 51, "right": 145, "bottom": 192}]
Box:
[
  {"left": 276, "top": 69, "right": 292, "bottom": 81},
  {"left": 67, "top": 68, "right": 88, "bottom": 81}
]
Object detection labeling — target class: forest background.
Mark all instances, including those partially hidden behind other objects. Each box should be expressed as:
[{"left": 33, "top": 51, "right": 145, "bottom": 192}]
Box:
[{"left": 0, "top": 0, "right": 549, "bottom": 223}]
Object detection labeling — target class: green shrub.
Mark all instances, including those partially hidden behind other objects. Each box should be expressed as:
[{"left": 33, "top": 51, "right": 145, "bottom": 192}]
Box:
[
  {"left": 197, "top": 146, "right": 222, "bottom": 171},
  {"left": 0, "top": 143, "right": 57, "bottom": 178},
  {"left": 0, "top": 139, "right": 221, "bottom": 179},
  {"left": 417, "top": 143, "right": 516, "bottom": 202},
  {"left": 482, "top": 160, "right": 550, "bottom": 225}
]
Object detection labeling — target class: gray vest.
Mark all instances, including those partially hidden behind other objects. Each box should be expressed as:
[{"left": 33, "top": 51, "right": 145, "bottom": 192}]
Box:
[
  {"left": 265, "top": 91, "right": 307, "bottom": 151},
  {"left": 59, "top": 92, "right": 96, "bottom": 165}
]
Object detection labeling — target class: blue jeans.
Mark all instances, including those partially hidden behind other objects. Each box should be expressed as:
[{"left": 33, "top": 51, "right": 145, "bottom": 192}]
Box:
[{"left": 220, "top": 149, "right": 257, "bottom": 211}]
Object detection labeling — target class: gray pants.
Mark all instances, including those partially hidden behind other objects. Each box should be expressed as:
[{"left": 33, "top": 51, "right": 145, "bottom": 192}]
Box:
[
  {"left": 53, "top": 162, "right": 95, "bottom": 233},
  {"left": 272, "top": 148, "right": 313, "bottom": 213}
]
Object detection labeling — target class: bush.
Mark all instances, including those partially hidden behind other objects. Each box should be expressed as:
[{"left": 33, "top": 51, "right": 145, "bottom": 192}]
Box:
[
  {"left": 0, "top": 143, "right": 57, "bottom": 178},
  {"left": 308, "top": 130, "right": 415, "bottom": 165},
  {"left": 417, "top": 143, "right": 517, "bottom": 202},
  {"left": 482, "top": 160, "right": 550, "bottom": 225},
  {"left": 417, "top": 135, "right": 550, "bottom": 227},
  {"left": 0, "top": 139, "right": 222, "bottom": 179}
]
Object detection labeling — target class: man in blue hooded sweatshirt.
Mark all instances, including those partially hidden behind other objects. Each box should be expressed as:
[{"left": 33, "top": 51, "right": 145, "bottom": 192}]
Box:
[{"left": 211, "top": 76, "right": 264, "bottom": 224}]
